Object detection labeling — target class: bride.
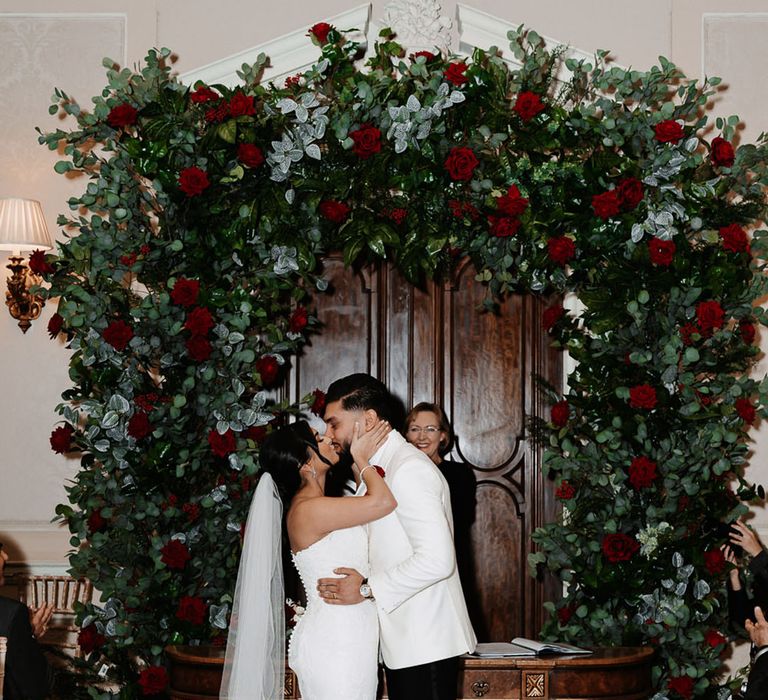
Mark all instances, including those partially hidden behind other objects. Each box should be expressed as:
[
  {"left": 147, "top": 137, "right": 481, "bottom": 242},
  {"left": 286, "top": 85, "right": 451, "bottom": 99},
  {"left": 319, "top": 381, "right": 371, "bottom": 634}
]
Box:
[{"left": 220, "top": 418, "right": 394, "bottom": 699}]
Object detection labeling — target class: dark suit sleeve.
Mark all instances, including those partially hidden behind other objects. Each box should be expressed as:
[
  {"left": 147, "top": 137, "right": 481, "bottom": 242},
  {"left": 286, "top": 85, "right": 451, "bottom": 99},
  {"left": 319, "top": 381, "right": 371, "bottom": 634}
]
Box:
[
  {"left": 745, "top": 651, "right": 768, "bottom": 699},
  {"left": 727, "top": 577, "right": 753, "bottom": 631},
  {"left": 6, "top": 602, "right": 50, "bottom": 700}
]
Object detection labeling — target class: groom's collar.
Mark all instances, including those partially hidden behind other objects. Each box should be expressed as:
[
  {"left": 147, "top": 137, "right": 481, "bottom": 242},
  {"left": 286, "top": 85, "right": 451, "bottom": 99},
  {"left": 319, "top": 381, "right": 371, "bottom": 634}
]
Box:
[{"left": 369, "top": 429, "right": 406, "bottom": 467}]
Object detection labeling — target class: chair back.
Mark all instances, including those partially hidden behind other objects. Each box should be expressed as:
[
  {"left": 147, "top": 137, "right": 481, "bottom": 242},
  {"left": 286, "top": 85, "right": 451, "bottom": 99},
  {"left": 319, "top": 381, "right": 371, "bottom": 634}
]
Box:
[{"left": 0, "top": 635, "right": 7, "bottom": 700}]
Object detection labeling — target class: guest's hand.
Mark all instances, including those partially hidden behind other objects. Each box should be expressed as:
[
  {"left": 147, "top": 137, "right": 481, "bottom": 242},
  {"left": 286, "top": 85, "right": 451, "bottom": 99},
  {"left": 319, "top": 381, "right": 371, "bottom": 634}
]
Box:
[
  {"left": 350, "top": 420, "right": 390, "bottom": 470},
  {"left": 29, "top": 603, "right": 54, "bottom": 639},
  {"left": 746, "top": 607, "right": 768, "bottom": 647},
  {"left": 317, "top": 568, "right": 365, "bottom": 605},
  {"left": 721, "top": 544, "right": 742, "bottom": 591},
  {"left": 730, "top": 519, "right": 764, "bottom": 558}
]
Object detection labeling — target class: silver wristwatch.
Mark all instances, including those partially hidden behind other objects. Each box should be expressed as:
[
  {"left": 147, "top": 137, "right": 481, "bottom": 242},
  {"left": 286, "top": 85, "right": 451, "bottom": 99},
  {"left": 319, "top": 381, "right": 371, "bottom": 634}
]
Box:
[{"left": 359, "top": 578, "right": 374, "bottom": 600}]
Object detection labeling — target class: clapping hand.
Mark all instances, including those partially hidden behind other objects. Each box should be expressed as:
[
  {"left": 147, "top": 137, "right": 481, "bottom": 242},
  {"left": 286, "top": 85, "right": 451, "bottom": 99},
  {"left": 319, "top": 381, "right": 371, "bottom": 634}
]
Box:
[
  {"left": 350, "top": 419, "right": 391, "bottom": 469},
  {"left": 746, "top": 607, "right": 768, "bottom": 647},
  {"left": 730, "top": 519, "right": 764, "bottom": 558},
  {"left": 29, "top": 602, "right": 54, "bottom": 639}
]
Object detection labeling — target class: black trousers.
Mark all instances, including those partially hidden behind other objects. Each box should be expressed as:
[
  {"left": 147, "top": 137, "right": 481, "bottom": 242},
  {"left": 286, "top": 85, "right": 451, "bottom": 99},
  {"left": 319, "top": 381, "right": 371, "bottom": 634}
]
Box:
[{"left": 384, "top": 656, "right": 460, "bottom": 700}]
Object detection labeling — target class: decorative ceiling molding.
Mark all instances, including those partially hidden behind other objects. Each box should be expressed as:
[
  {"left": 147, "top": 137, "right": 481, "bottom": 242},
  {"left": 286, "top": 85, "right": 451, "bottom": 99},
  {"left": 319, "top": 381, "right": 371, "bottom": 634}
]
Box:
[{"left": 381, "top": 0, "right": 452, "bottom": 53}]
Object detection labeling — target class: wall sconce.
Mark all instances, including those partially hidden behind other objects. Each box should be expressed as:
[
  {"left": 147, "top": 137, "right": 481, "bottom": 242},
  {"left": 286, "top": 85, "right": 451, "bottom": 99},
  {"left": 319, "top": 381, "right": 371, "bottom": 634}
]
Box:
[{"left": 0, "top": 198, "right": 53, "bottom": 333}]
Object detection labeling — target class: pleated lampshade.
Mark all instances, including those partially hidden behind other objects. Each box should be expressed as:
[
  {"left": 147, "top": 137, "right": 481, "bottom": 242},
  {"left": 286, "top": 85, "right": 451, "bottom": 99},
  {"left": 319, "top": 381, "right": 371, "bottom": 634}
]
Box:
[{"left": 0, "top": 198, "right": 53, "bottom": 253}]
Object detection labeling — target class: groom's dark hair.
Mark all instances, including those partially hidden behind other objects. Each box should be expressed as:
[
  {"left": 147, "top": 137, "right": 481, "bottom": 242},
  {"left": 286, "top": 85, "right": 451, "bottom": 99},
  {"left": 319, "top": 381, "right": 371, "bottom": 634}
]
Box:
[{"left": 325, "top": 373, "right": 400, "bottom": 425}]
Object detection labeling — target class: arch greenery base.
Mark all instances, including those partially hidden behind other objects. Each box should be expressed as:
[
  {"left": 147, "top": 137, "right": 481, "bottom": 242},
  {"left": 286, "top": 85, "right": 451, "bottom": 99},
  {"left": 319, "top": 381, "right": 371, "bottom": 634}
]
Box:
[{"left": 37, "top": 23, "right": 768, "bottom": 699}]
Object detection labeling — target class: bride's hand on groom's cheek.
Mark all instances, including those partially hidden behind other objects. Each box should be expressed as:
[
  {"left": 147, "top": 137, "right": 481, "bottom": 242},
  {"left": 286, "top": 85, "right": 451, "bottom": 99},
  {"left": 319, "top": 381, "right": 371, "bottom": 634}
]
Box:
[{"left": 317, "top": 567, "right": 365, "bottom": 605}]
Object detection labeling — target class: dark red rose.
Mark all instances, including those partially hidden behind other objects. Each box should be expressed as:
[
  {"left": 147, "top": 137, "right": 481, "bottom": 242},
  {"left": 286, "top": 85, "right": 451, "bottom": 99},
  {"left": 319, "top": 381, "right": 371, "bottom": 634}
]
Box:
[
  {"left": 387, "top": 208, "right": 408, "bottom": 225},
  {"left": 629, "top": 384, "right": 657, "bottom": 410},
  {"left": 719, "top": 223, "right": 749, "bottom": 253},
  {"left": 704, "top": 629, "right": 727, "bottom": 649},
  {"left": 444, "top": 147, "right": 479, "bottom": 182},
  {"left": 190, "top": 85, "right": 220, "bottom": 104},
  {"left": 170, "top": 278, "right": 200, "bottom": 307},
  {"left": 679, "top": 322, "right": 699, "bottom": 346},
  {"left": 444, "top": 62, "right": 468, "bottom": 86},
  {"left": 629, "top": 456, "right": 658, "bottom": 490},
  {"left": 289, "top": 306, "right": 309, "bottom": 333},
  {"left": 87, "top": 509, "right": 107, "bottom": 534},
  {"left": 351, "top": 124, "right": 382, "bottom": 159},
  {"left": 78, "top": 624, "right": 106, "bottom": 655},
  {"left": 205, "top": 103, "right": 229, "bottom": 123},
  {"left": 617, "top": 178, "right": 644, "bottom": 210},
  {"left": 711, "top": 137, "right": 735, "bottom": 167},
  {"left": 208, "top": 428, "right": 236, "bottom": 457},
  {"left": 555, "top": 481, "right": 576, "bottom": 500},
  {"left": 284, "top": 74, "right": 302, "bottom": 88},
  {"left": 542, "top": 304, "right": 565, "bottom": 331},
  {"left": 160, "top": 539, "right": 191, "bottom": 570},
  {"left": 138, "top": 666, "right": 169, "bottom": 696},
  {"left": 28, "top": 249, "right": 54, "bottom": 275},
  {"left": 735, "top": 398, "right": 756, "bottom": 425},
  {"left": 47, "top": 313, "right": 64, "bottom": 339},
  {"left": 557, "top": 604, "right": 575, "bottom": 624},
  {"left": 547, "top": 236, "right": 576, "bottom": 266},
  {"left": 245, "top": 425, "right": 268, "bottom": 444},
  {"left": 50, "top": 424, "right": 74, "bottom": 454},
  {"left": 186, "top": 335, "right": 212, "bottom": 362},
  {"left": 373, "top": 466, "right": 386, "bottom": 478},
  {"left": 237, "top": 143, "right": 265, "bottom": 169},
  {"left": 551, "top": 400, "right": 570, "bottom": 428},
  {"left": 135, "top": 393, "right": 160, "bottom": 412},
  {"left": 496, "top": 184, "right": 528, "bottom": 217},
  {"left": 513, "top": 91, "right": 545, "bottom": 123},
  {"left": 178, "top": 166, "right": 210, "bottom": 197},
  {"left": 107, "top": 103, "right": 138, "bottom": 128},
  {"left": 310, "top": 389, "right": 326, "bottom": 416},
  {"left": 696, "top": 300, "right": 725, "bottom": 334},
  {"left": 140, "top": 244, "right": 151, "bottom": 255},
  {"left": 161, "top": 494, "right": 178, "bottom": 512},
  {"left": 704, "top": 548, "right": 726, "bottom": 575},
  {"left": 319, "top": 200, "right": 350, "bottom": 224},
  {"left": 411, "top": 50, "right": 436, "bottom": 62},
  {"left": 648, "top": 238, "right": 675, "bottom": 266},
  {"left": 740, "top": 321, "right": 756, "bottom": 344},
  {"left": 591, "top": 190, "right": 621, "bottom": 220},
  {"left": 228, "top": 91, "right": 255, "bottom": 118},
  {"left": 120, "top": 252, "right": 137, "bottom": 267},
  {"left": 488, "top": 215, "right": 521, "bottom": 238},
  {"left": 176, "top": 595, "right": 207, "bottom": 625},
  {"left": 127, "top": 411, "right": 152, "bottom": 440},
  {"left": 308, "top": 22, "right": 333, "bottom": 44},
  {"left": 601, "top": 533, "right": 640, "bottom": 563},
  {"left": 448, "top": 199, "right": 479, "bottom": 220},
  {"left": 654, "top": 120, "right": 685, "bottom": 144},
  {"left": 103, "top": 320, "right": 134, "bottom": 351},
  {"left": 182, "top": 502, "right": 201, "bottom": 522},
  {"left": 667, "top": 675, "right": 694, "bottom": 700},
  {"left": 256, "top": 355, "right": 280, "bottom": 386},
  {"left": 184, "top": 306, "right": 215, "bottom": 336}
]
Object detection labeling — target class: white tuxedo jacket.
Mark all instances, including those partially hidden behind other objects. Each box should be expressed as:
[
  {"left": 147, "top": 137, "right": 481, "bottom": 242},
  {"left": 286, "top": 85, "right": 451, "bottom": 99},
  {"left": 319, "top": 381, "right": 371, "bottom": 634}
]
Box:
[{"left": 364, "top": 431, "right": 477, "bottom": 669}]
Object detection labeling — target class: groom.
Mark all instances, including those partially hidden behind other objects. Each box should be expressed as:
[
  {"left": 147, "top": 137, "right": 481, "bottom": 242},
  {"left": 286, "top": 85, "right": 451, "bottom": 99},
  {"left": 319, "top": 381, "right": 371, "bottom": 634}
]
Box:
[{"left": 318, "top": 373, "right": 476, "bottom": 700}]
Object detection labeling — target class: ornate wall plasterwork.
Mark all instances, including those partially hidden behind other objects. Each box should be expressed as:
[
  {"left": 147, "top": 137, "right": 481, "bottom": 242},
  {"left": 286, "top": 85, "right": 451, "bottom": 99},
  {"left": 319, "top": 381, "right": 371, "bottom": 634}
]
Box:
[{"left": 381, "top": 0, "right": 452, "bottom": 53}]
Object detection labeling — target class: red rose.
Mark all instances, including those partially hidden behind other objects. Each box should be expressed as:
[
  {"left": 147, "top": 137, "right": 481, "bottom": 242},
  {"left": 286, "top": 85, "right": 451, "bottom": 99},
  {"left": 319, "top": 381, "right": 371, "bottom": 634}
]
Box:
[
  {"left": 735, "top": 398, "right": 756, "bottom": 425},
  {"left": 208, "top": 428, "right": 236, "bottom": 457},
  {"left": 679, "top": 323, "right": 699, "bottom": 346},
  {"left": 103, "top": 320, "right": 134, "bottom": 351},
  {"left": 444, "top": 62, "right": 468, "bottom": 86},
  {"left": 555, "top": 481, "right": 576, "bottom": 500},
  {"left": 513, "top": 91, "right": 545, "bottom": 123},
  {"left": 551, "top": 400, "right": 570, "bottom": 428},
  {"left": 351, "top": 124, "right": 382, "bottom": 159},
  {"left": 170, "top": 278, "right": 200, "bottom": 307},
  {"left": 190, "top": 85, "right": 219, "bottom": 104},
  {"left": 186, "top": 335, "right": 212, "bottom": 362},
  {"left": 140, "top": 244, "right": 150, "bottom": 255},
  {"left": 256, "top": 355, "right": 280, "bottom": 387},
  {"left": 182, "top": 502, "right": 201, "bottom": 522},
  {"left": 308, "top": 22, "right": 333, "bottom": 44},
  {"left": 448, "top": 199, "right": 479, "bottom": 220},
  {"left": 28, "top": 249, "right": 54, "bottom": 275},
  {"left": 50, "top": 424, "right": 74, "bottom": 454},
  {"left": 176, "top": 595, "right": 207, "bottom": 625},
  {"left": 310, "top": 389, "right": 326, "bottom": 416},
  {"left": 160, "top": 539, "right": 191, "bottom": 570},
  {"left": 629, "top": 384, "right": 657, "bottom": 410},
  {"left": 47, "top": 313, "right": 64, "bottom": 339},
  {"left": 740, "top": 321, "right": 756, "bottom": 344},
  {"left": 228, "top": 91, "right": 255, "bottom": 118},
  {"left": 496, "top": 184, "right": 528, "bottom": 217},
  {"left": 411, "top": 50, "right": 436, "bottom": 62},
  {"left": 127, "top": 411, "right": 152, "bottom": 440},
  {"left": 628, "top": 456, "right": 658, "bottom": 490},
  {"left": 205, "top": 103, "right": 229, "bottom": 123},
  {"left": 289, "top": 306, "right": 309, "bottom": 333},
  {"left": 667, "top": 675, "right": 694, "bottom": 700},
  {"left": 138, "top": 666, "right": 169, "bottom": 696},
  {"left": 547, "top": 236, "right": 576, "bottom": 266},
  {"left": 648, "top": 238, "right": 675, "bottom": 266},
  {"left": 245, "top": 425, "right": 268, "bottom": 444},
  {"left": 488, "top": 215, "right": 521, "bottom": 238},
  {"left": 107, "top": 103, "right": 138, "bottom": 128},
  {"left": 557, "top": 604, "right": 575, "bottom": 624},
  {"left": 704, "top": 548, "right": 726, "bottom": 575},
  {"left": 542, "top": 304, "right": 565, "bottom": 331},
  {"left": 178, "top": 166, "right": 210, "bottom": 197},
  {"left": 654, "top": 120, "right": 685, "bottom": 144},
  {"left": 704, "top": 629, "right": 727, "bottom": 649},
  {"left": 120, "top": 252, "right": 137, "bottom": 267},
  {"left": 617, "top": 178, "right": 644, "bottom": 210},
  {"left": 237, "top": 143, "right": 265, "bottom": 169},
  {"left": 696, "top": 300, "right": 725, "bottom": 334},
  {"left": 601, "top": 533, "right": 640, "bottom": 563},
  {"left": 444, "top": 147, "right": 479, "bottom": 182},
  {"left": 284, "top": 74, "right": 302, "bottom": 88},
  {"left": 319, "top": 200, "right": 350, "bottom": 224},
  {"left": 387, "top": 208, "right": 408, "bottom": 226},
  {"left": 719, "top": 223, "right": 749, "bottom": 253},
  {"left": 78, "top": 624, "right": 106, "bottom": 655},
  {"left": 711, "top": 137, "right": 735, "bottom": 167},
  {"left": 591, "top": 190, "right": 621, "bottom": 220},
  {"left": 184, "top": 306, "right": 215, "bottom": 336},
  {"left": 373, "top": 466, "right": 386, "bottom": 477},
  {"left": 87, "top": 509, "right": 107, "bottom": 534}
]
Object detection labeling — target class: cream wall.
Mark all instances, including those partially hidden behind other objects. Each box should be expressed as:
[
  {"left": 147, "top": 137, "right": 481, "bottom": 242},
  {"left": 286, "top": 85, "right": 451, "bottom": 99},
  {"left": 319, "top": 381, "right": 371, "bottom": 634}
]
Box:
[{"left": 0, "top": 0, "right": 767, "bottom": 661}]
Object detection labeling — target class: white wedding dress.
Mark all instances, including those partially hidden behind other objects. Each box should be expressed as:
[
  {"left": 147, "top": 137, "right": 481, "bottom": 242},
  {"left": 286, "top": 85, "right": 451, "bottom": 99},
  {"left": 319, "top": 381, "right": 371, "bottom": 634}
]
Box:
[{"left": 288, "top": 524, "right": 379, "bottom": 700}]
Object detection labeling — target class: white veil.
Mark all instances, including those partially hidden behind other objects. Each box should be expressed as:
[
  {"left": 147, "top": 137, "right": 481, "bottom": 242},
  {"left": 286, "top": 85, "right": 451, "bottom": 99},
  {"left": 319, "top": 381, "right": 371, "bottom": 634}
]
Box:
[{"left": 220, "top": 472, "right": 285, "bottom": 699}]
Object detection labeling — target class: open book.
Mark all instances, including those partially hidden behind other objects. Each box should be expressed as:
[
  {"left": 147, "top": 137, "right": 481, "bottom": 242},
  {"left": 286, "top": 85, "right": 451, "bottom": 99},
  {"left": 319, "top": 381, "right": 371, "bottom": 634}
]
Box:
[{"left": 470, "top": 638, "right": 593, "bottom": 658}]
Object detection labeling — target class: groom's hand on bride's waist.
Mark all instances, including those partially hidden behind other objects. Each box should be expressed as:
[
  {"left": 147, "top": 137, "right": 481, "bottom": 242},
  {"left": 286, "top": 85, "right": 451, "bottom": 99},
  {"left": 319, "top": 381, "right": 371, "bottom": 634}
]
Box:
[{"left": 317, "top": 568, "right": 365, "bottom": 605}]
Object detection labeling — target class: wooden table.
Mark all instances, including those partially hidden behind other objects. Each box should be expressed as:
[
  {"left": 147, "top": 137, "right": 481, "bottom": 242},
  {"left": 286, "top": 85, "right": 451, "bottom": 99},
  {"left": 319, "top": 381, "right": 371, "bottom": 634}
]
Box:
[{"left": 166, "top": 645, "right": 654, "bottom": 699}]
